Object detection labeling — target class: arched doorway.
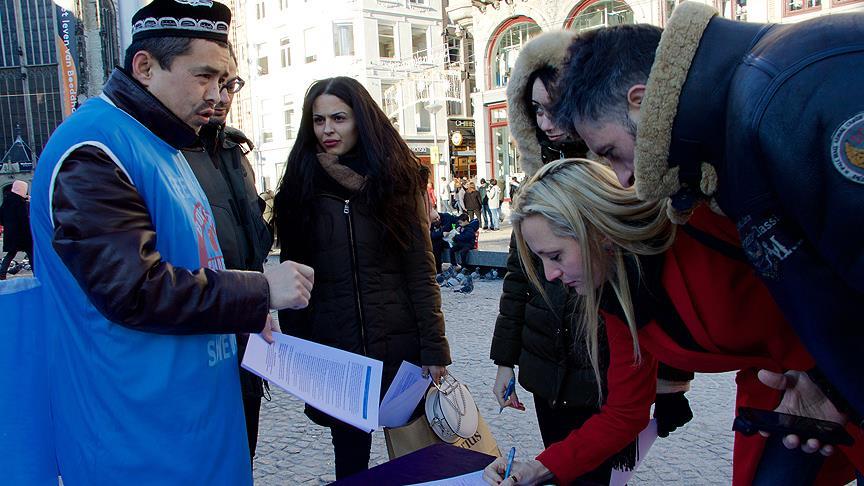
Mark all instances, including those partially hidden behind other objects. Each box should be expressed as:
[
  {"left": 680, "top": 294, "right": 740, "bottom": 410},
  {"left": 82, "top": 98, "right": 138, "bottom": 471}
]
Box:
[{"left": 486, "top": 16, "right": 542, "bottom": 90}]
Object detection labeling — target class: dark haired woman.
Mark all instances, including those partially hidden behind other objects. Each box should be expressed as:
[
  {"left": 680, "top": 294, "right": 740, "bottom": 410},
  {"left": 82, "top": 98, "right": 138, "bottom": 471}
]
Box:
[{"left": 273, "top": 77, "right": 451, "bottom": 479}]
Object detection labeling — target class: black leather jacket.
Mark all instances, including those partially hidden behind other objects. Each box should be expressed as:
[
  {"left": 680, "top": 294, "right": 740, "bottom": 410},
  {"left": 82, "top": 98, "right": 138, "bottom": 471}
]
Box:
[{"left": 50, "top": 68, "right": 269, "bottom": 335}]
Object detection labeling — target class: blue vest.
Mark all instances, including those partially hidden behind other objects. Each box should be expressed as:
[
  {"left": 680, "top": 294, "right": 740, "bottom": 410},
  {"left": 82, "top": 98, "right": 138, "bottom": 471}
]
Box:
[{"left": 29, "top": 96, "right": 251, "bottom": 485}]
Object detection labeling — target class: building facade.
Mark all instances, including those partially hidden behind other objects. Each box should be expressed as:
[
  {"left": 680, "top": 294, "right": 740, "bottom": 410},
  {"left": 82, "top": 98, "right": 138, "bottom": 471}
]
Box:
[
  {"left": 0, "top": 0, "right": 123, "bottom": 166},
  {"left": 235, "top": 0, "right": 452, "bottom": 192},
  {"left": 448, "top": 0, "right": 863, "bottom": 200}
]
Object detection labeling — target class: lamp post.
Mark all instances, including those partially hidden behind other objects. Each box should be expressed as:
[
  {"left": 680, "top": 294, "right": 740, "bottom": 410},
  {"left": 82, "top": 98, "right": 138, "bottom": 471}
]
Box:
[{"left": 425, "top": 100, "right": 444, "bottom": 210}]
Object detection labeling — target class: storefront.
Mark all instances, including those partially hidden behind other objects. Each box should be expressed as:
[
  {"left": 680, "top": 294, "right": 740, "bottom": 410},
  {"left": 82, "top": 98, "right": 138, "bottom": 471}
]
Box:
[{"left": 448, "top": 118, "right": 476, "bottom": 179}]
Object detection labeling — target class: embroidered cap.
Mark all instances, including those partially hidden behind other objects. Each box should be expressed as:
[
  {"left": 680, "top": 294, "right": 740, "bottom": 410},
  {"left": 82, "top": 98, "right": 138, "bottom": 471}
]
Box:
[{"left": 131, "top": 0, "right": 231, "bottom": 43}]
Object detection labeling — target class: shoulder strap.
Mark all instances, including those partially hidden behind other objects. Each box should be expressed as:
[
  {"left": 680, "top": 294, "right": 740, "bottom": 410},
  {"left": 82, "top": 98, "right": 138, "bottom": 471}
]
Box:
[{"left": 681, "top": 223, "right": 748, "bottom": 263}]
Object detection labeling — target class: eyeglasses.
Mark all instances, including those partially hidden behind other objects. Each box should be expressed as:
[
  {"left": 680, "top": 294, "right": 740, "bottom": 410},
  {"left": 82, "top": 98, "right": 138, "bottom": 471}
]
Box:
[{"left": 220, "top": 77, "right": 245, "bottom": 94}]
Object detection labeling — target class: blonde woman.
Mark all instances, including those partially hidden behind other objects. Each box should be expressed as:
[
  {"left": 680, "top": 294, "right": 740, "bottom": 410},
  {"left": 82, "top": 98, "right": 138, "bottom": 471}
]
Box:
[{"left": 484, "top": 158, "right": 864, "bottom": 486}]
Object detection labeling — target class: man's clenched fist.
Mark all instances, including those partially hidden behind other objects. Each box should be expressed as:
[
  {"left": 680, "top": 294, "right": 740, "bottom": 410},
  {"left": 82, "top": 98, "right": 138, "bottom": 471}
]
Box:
[{"left": 265, "top": 260, "right": 314, "bottom": 310}]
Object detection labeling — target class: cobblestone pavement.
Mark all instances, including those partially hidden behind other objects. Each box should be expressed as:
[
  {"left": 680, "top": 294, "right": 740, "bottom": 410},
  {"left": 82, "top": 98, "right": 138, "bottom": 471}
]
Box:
[{"left": 255, "top": 278, "right": 737, "bottom": 485}]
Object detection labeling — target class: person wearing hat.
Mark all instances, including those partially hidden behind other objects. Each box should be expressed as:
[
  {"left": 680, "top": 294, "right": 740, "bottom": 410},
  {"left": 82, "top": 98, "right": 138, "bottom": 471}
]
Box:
[
  {"left": 0, "top": 180, "right": 33, "bottom": 280},
  {"left": 29, "top": 0, "right": 313, "bottom": 483}
]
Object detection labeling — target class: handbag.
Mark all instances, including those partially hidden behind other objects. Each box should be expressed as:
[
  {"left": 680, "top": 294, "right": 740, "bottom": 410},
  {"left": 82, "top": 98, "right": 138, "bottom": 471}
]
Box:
[{"left": 383, "top": 374, "right": 500, "bottom": 460}]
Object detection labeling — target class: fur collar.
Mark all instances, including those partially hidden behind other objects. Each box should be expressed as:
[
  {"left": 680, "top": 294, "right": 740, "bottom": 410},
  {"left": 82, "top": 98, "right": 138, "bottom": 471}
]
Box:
[
  {"left": 634, "top": 2, "right": 717, "bottom": 220},
  {"left": 506, "top": 30, "right": 578, "bottom": 176},
  {"left": 317, "top": 153, "right": 366, "bottom": 192}
]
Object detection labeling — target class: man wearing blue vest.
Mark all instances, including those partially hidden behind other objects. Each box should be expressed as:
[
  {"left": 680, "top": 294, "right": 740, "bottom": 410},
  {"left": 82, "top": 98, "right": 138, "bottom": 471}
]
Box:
[{"left": 29, "top": 0, "right": 313, "bottom": 483}]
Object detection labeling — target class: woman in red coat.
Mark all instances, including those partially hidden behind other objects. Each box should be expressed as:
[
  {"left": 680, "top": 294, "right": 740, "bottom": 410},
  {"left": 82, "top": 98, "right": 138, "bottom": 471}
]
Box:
[{"left": 483, "top": 158, "right": 863, "bottom": 485}]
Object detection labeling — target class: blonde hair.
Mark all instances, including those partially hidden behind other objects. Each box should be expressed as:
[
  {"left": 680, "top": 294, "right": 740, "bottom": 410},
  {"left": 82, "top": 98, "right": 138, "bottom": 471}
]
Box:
[{"left": 511, "top": 158, "right": 675, "bottom": 402}]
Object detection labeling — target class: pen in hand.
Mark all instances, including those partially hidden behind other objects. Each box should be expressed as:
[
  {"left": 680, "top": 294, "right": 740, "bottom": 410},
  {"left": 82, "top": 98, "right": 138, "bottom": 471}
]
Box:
[
  {"left": 503, "top": 446, "right": 516, "bottom": 481},
  {"left": 499, "top": 377, "right": 516, "bottom": 414}
]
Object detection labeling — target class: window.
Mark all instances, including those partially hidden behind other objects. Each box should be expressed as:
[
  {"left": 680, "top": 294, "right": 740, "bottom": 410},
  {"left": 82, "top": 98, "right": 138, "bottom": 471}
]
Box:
[
  {"left": 567, "top": 0, "right": 634, "bottom": 31},
  {"left": 488, "top": 103, "right": 520, "bottom": 182},
  {"left": 333, "top": 23, "right": 354, "bottom": 57},
  {"left": 488, "top": 20, "right": 541, "bottom": 88},
  {"left": 279, "top": 0, "right": 288, "bottom": 9},
  {"left": 416, "top": 103, "right": 431, "bottom": 133},
  {"left": 408, "top": 0, "right": 426, "bottom": 5},
  {"left": 446, "top": 36, "right": 461, "bottom": 66},
  {"left": 381, "top": 81, "right": 400, "bottom": 127},
  {"left": 304, "top": 28, "right": 317, "bottom": 63},
  {"left": 378, "top": 23, "right": 395, "bottom": 59},
  {"left": 411, "top": 26, "right": 428, "bottom": 58},
  {"left": 280, "top": 38, "right": 291, "bottom": 68},
  {"left": 284, "top": 108, "right": 295, "bottom": 139},
  {"left": 261, "top": 100, "right": 273, "bottom": 143},
  {"left": 256, "top": 43, "right": 269, "bottom": 75},
  {"left": 256, "top": 1, "right": 266, "bottom": 19},
  {"left": 784, "top": 0, "right": 821, "bottom": 14}
]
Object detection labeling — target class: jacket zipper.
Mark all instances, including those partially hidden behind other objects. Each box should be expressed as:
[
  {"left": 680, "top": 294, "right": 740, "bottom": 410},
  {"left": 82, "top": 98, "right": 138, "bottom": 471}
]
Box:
[{"left": 344, "top": 199, "right": 368, "bottom": 355}]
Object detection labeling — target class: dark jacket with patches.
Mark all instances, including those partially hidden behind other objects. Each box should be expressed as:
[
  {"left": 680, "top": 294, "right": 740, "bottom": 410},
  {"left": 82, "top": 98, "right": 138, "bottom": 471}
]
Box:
[
  {"left": 277, "top": 155, "right": 451, "bottom": 413},
  {"left": 635, "top": 3, "right": 864, "bottom": 421}
]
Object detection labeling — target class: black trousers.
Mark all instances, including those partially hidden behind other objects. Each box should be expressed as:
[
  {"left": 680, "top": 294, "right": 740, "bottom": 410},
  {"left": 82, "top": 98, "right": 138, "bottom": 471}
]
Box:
[
  {"left": 242, "top": 394, "right": 261, "bottom": 465},
  {"left": 0, "top": 246, "right": 33, "bottom": 276},
  {"left": 534, "top": 396, "right": 613, "bottom": 485},
  {"left": 432, "top": 239, "right": 449, "bottom": 273},
  {"left": 330, "top": 420, "right": 373, "bottom": 479}
]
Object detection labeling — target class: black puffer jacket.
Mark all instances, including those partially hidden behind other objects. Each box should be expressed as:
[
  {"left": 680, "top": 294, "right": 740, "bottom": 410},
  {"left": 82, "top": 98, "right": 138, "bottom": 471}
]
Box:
[
  {"left": 0, "top": 192, "right": 32, "bottom": 252},
  {"left": 278, "top": 155, "right": 451, "bottom": 399},
  {"left": 491, "top": 233, "right": 604, "bottom": 408}
]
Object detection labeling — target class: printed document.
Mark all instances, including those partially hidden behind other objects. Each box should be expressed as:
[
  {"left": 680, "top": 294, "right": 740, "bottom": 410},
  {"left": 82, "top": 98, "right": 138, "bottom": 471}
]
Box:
[
  {"left": 407, "top": 470, "right": 485, "bottom": 485},
  {"left": 379, "top": 361, "right": 431, "bottom": 428},
  {"left": 243, "top": 333, "right": 382, "bottom": 432}
]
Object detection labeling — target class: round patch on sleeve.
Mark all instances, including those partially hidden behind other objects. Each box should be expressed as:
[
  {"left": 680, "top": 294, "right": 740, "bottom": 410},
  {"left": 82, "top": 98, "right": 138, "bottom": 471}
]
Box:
[{"left": 831, "top": 112, "right": 864, "bottom": 184}]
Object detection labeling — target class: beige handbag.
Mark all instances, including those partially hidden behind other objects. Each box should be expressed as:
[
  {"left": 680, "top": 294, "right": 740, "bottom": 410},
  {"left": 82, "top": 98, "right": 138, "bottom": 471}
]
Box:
[{"left": 383, "top": 374, "right": 500, "bottom": 460}]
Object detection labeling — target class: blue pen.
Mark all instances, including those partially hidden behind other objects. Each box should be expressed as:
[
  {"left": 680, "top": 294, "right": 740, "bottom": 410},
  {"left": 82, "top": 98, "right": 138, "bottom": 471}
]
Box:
[
  {"left": 503, "top": 446, "right": 516, "bottom": 480},
  {"left": 499, "top": 377, "right": 516, "bottom": 414}
]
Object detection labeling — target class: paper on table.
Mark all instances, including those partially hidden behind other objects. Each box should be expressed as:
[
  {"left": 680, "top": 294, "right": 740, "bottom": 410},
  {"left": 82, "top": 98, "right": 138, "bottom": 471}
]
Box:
[
  {"left": 406, "top": 470, "right": 486, "bottom": 486},
  {"left": 242, "top": 333, "right": 383, "bottom": 432},
  {"left": 609, "top": 419, "right": 658, "bottom": 486},
  {"left": 379, "top": 361, "right": 431, "bottom": 428}
]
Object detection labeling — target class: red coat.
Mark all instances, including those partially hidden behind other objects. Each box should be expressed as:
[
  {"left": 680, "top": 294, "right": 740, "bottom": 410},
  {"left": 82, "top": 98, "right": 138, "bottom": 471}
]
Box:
[
  {"left": 535, "top": 206, "right": 863, "bottom": 484},
  {"left": 632, "top": 206, "right": 863, "bottom": 485}
]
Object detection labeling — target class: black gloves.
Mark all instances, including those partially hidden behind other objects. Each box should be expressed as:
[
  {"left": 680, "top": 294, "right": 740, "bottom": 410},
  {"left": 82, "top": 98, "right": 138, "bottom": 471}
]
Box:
[{"left": 654, "top": 391, "right": 693, "bottom": 438}]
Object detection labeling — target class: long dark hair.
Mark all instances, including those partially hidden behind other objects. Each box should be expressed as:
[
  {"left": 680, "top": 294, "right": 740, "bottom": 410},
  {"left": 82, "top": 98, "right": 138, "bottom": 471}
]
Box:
[
  {"left": 523, "top": 65, "right": 559, "bottom": 144},
  {"left": 274, "top": 77, "right": 424, "bottom": 254}
]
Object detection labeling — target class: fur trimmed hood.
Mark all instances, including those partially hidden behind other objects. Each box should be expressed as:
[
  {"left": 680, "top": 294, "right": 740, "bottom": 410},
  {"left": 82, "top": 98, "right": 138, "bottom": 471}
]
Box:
[
  {"left": 634, "top": 2, "right": 718, "bottom": 216},
  {"left": 506, "top": 30, "right": 578, "bottom": 176}
]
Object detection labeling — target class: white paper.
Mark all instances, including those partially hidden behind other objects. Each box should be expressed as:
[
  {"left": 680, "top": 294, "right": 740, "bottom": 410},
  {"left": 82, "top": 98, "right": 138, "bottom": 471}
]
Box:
[
  {"left": 379, "top": 361, "right": 432, "bottom": 428},
  {"left": 242, "top": 333, "right": 383, "bottom": 432},
  {"left": 609, "top": 419, "right": 659, "bottom": 486},
  {"left": 407, "top": 470, "right": 485, "bottom": 486}
]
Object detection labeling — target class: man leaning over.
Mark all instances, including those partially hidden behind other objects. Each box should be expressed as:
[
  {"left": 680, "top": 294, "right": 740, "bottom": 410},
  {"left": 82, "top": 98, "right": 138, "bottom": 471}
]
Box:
[{"left": 29, "top": 0, "right": 312, "bottom": 484}]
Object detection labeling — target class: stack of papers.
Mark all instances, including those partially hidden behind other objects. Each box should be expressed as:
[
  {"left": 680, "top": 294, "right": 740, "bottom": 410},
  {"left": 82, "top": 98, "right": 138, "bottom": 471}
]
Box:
[{"left": 242, "top": 333, "right": 431, "bottom": 432}]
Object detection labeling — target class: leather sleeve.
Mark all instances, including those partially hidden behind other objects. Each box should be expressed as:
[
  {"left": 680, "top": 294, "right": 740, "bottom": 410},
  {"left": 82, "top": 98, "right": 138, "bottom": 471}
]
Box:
[
  {"left": 402, "top": 192, "right": 451, "bottom": 366},
  {"left": 489, "top": 232, "right": 527, "bottom": 367},
  {"left": 51, "top": 145, "right": 270, "bottom": 335}
]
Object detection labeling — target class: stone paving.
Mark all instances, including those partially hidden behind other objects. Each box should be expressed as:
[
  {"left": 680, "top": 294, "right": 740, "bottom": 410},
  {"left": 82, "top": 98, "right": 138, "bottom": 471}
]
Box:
[{"left": 255, "top": 278, "right": 737, "bottom": 485}]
